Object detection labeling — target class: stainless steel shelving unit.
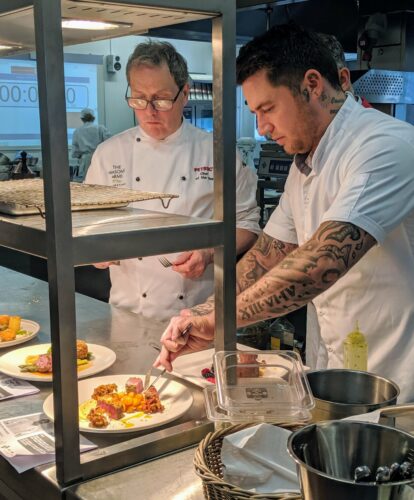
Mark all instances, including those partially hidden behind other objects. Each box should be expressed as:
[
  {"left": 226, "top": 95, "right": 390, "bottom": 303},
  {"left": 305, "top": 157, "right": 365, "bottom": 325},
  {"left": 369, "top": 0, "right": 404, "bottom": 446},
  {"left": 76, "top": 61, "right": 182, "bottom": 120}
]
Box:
[{"left": 0, "top": 0, "right": 237, "bottom": 489}]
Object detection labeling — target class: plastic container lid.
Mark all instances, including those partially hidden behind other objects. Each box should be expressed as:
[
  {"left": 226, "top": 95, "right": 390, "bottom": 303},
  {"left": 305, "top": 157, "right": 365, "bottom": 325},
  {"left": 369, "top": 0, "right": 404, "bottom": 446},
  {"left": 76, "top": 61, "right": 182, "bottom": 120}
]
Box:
[{"left": 204, "top": 350, "right": 314, "bottom": 423}]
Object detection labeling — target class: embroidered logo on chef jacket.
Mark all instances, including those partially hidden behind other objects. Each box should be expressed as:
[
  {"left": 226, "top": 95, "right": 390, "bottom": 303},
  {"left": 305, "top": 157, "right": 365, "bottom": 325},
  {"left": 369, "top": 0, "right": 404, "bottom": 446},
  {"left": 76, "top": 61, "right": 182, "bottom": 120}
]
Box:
[
  {"left": 108, "top": 164, "right": 126, "bottom": 187},
  {"left": 194, "top": 166, "right": 213, "bottom": 181}
]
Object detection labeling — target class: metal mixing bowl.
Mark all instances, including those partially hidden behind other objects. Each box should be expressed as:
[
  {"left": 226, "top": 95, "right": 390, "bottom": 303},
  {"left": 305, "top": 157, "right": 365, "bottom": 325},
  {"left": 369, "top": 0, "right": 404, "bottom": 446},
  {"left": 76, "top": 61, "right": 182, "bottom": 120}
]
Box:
[
  {"left": 306, "top": 369, "right": 399, "bottom": 421},
  {"left": 288, "top": 420, "right": 414, "bottom": 500}
]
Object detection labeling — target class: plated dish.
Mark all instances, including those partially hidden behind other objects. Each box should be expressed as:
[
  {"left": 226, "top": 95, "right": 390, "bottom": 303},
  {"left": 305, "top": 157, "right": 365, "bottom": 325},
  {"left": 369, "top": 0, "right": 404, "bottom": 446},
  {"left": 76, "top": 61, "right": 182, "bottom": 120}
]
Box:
[
  {"left": 43, "top": 374, "right": 193, "bottom": 433},
  {"left": 18, "top": 340, "right": 91, "bottom": 374},
  {"left": 0, "top": 343, "right": 116, "bottom": 382},
  {"left": 0, "top": 316, "right": 40, "bottom": 348}
]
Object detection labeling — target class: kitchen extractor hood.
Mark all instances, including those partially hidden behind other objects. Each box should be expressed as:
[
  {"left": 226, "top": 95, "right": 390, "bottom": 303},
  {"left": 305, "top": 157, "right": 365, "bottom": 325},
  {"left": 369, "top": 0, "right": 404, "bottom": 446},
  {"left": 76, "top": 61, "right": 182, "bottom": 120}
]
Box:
[
  {"left": 0, "top": 0, "right": 214, "bottom": 56},
  {"left": 353, "top": 69, "right": 414, "bottom": 104}
]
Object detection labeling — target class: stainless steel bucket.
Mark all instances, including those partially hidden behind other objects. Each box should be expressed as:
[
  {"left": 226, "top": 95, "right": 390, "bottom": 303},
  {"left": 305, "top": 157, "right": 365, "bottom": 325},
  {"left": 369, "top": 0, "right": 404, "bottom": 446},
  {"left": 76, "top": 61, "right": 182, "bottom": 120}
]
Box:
[
  {"left": 288, "top": 419, "right": 414, "bottom": 500},
  {"left": 306, "top": 369, "right": 400, "bottom": 421}
]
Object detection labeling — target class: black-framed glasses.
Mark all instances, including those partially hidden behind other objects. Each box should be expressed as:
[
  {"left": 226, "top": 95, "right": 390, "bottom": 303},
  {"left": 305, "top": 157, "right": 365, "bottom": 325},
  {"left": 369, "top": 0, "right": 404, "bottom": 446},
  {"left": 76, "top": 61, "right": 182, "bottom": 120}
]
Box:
[{"left": 125, "top": 85, "right": 184, "bottom": 111}]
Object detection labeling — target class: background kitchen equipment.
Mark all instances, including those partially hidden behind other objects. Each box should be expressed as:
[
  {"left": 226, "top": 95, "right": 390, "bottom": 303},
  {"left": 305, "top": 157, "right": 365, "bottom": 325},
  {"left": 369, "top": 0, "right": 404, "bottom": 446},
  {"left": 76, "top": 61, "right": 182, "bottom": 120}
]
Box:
[
  {"left": 236, "top": 137, "right": 257, "bottom": 171},
  {"left": 236, "top": 320, "right": 270, "bottom": 350},
  {"left": 288, "top": 416, "right": 414, "bottom": 500},
  {"left": 0, "top": 153, "right": 12, "bottom": 181},
  {"left": 306, "top": 369, "right": 400, "bottom": 421},
  {"left": 10, "top": 151, "right": 38, "bottom": 180},
  {"left": 256, "top": 142, "right": 292, "bottom": 227}
]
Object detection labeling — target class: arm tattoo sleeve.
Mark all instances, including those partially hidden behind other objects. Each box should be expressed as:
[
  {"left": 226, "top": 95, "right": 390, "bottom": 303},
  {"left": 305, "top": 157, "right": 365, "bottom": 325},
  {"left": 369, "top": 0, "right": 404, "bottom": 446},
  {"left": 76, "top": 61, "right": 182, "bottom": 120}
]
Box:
[
  {"left": 189, "top": 295, "right": 215, "bottom": 316},
  {"left": 187, "top": 234, "right": 297, "bottom": 316},
  {"left": 236, "top": 221, "right": 376, "bottom": 326},
  {"left": 236, "top": 232, "right": 298, "bottom": 294}
]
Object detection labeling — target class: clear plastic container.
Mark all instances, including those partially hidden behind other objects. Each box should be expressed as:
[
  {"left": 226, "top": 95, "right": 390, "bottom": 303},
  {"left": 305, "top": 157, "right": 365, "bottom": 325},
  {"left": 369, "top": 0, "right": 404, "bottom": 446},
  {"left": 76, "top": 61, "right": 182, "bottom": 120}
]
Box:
[{"left": 204, "top": 350, "right": 314, "bottom": 423}]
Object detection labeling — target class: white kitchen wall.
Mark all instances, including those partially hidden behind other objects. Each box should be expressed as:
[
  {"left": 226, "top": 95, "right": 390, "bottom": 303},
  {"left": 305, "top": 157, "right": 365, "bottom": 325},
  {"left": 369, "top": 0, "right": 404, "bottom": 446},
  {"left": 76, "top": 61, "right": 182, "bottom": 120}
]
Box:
[{"left": 1, "top": 36, "right": 255, "bottom": 168}]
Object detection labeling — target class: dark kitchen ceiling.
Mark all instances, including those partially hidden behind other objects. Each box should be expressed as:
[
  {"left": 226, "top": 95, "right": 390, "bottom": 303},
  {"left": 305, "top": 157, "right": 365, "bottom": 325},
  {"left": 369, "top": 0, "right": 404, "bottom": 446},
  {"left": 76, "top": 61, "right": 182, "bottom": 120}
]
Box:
[{"left": 148, "top": 0, "right": 414, "bottom": 53}]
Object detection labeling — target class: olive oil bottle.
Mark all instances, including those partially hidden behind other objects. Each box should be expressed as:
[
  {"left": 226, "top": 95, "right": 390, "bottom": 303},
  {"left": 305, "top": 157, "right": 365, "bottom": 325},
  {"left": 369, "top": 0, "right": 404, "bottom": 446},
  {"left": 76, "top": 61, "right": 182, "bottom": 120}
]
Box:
[{"left": 343, "top": 321, "right": 368, "bottom": 371}]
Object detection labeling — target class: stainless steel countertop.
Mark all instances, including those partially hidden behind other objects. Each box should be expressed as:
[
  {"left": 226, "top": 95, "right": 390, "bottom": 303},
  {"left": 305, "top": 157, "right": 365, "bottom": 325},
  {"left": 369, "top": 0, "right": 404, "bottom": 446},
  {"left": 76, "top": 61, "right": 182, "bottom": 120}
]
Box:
[
  {"left": 0, "top": 266, "right": 209, "bottom": 499},
  {"left": 68, "top": 447, "right": 205, "bottom": 499}
]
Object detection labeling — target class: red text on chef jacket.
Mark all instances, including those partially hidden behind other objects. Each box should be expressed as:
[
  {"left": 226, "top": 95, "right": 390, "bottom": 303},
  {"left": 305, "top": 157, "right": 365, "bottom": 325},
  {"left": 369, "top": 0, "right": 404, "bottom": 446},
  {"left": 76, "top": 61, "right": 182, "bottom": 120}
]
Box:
[{"left": 194, "top": 166, "right": 213, "bottom": 181}]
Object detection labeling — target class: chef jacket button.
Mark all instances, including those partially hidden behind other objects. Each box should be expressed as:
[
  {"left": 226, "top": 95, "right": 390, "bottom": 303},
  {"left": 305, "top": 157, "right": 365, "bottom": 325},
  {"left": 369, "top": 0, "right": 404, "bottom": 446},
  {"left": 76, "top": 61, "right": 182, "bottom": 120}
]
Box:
[
  {"left": 135, "top": 176, "right": 140, "bottom": 182},
  {"left": 327, "top": 347, "right": 334, "bottom": 353},
  {"left": 178, "top": 294, "right": 184, "bottom": 300},
  {"left": 142, "top": 293, "right": 147, "bottom": 298},
  {"left": 136, "top": 137, "right": 141, "bottom": 142},
  {"left": 181, "top": 176, "right": 186, "bottom": 181}
]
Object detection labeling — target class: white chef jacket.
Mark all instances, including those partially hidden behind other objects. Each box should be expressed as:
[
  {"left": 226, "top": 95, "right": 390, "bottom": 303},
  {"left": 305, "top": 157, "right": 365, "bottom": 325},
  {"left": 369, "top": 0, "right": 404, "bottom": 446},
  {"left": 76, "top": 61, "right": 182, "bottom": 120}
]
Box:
[
  {"left": 86, "top": 120, "right": 260, "bottom": 321},
  {"left": 264, "top": 95, "right": 414, "bottom": 402}
]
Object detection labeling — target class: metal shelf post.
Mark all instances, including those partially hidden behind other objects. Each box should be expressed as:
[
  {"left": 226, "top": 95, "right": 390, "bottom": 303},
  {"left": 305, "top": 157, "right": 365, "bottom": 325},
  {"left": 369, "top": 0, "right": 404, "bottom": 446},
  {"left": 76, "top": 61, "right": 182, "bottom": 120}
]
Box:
[{"left": 34, "top": 0, "right": 81, "bottom": 484}]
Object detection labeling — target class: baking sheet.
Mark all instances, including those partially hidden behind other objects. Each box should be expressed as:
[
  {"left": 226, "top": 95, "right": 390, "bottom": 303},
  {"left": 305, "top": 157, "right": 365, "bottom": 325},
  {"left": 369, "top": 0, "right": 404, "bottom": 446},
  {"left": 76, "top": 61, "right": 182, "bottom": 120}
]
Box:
[{"left": 0, "top": 179, "right": 178, "bottom": 215}]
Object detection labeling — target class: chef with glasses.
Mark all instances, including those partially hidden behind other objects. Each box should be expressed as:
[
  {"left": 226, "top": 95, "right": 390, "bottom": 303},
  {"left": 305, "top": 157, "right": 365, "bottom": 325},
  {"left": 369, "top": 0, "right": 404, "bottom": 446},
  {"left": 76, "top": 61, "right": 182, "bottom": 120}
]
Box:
[{"left": 85, "top": 40, "right": 260, "bottom": 321}]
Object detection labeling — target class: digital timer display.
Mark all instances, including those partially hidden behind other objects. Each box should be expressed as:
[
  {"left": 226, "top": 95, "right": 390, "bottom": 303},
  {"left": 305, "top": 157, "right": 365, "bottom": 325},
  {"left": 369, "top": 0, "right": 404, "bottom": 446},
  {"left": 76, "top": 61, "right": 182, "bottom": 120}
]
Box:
[{"left": 0, "top": 58, "right": 98, "bottom": 147}]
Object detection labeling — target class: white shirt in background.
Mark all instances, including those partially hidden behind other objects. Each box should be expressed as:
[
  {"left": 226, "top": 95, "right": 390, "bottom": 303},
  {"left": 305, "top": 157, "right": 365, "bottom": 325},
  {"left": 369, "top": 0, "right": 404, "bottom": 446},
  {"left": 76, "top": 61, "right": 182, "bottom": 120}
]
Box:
[
  {"left": 265, "top": 96, "right": 414, "bottom": 402},
  {"left": 86, "top": 120, "right": 260, "bottom": 321},
  {"left": 72, "top": 122, "right": 111, "bottom": 179}
]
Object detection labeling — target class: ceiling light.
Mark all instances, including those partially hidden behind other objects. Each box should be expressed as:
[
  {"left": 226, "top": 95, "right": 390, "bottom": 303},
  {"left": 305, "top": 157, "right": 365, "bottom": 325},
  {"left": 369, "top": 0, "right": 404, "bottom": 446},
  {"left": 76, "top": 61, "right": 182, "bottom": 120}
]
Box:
[
  {"left": 0, "top": 44, "right": 22, "bottom": 51},
  {"left": 61, "top": 19, "right": 132, "bottom": 30}
]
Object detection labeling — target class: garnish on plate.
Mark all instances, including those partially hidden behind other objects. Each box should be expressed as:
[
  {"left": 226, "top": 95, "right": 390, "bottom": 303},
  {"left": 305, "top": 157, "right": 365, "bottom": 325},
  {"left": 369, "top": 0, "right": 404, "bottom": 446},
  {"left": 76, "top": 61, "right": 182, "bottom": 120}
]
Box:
[
  {"left": 201, "top": 365, "right": 215, "bottom": 384},
  {"left": 0, "top": 315, "right": 28, "bottom": 342},
  {"left": 19, "top": 340, "right": 93, "bottom": 373}
]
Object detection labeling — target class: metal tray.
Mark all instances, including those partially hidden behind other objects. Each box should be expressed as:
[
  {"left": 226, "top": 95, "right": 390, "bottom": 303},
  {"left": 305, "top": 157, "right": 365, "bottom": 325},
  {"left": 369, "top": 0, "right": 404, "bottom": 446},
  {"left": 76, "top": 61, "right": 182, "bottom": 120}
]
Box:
[{"left": 0, "top": 179, "right": 178, "bottom": 215}]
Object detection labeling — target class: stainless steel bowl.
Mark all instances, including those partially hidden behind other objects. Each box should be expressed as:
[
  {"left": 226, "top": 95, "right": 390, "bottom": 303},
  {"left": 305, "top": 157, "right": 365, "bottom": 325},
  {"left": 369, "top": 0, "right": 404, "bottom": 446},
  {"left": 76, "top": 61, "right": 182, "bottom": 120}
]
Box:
[
  {"left": 288, "top": 420, "right": 414, "bottom": 500},
  {"left": 306, "top": 369, "right": 399, "bottom": 421}
]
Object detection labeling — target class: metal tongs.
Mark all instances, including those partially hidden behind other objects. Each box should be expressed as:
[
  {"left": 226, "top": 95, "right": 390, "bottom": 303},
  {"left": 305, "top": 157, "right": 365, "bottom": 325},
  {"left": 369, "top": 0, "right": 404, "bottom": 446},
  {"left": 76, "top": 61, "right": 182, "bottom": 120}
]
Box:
[{"left": 143, "top": 322, "right": 193, "bottom": 392}]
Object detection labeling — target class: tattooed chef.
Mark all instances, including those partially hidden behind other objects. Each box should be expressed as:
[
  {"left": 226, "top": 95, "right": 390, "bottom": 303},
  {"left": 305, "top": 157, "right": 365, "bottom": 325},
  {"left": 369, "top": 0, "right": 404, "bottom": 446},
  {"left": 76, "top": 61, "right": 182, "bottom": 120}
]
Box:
[{"left": 156, "top": 23, "right": 414, "bottom": 403}]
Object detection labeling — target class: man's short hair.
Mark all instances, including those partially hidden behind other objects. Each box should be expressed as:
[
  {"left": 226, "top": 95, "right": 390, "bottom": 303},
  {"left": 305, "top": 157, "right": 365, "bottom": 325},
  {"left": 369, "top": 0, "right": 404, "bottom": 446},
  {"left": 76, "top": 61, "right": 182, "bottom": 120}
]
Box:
[
  {"left": 126, "top": 40, "right": 189, "bottom": 88},
  {"left": 317, "top": 33, "right": 346, "bottom": 69},
  {"left": 80, "top": 108, "right": 95, "bottom": 122},
  {"left": 236, "top": 23, "right": 341, "bottom": 93}
]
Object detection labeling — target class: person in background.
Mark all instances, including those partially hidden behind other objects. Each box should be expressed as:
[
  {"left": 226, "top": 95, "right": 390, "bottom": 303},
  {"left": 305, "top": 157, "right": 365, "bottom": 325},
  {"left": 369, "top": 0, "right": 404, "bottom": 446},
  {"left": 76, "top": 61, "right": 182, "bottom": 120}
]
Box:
[
  {"left": 156, "top": 24, "right": 414, "bottom": 403},
  {"left": 86, "top": 41, "right": 260, "bottom": 321},
  {"left": 72, "top": 108, "right": 111, "bottom": 181},
  {"left": 318, "top": 32, "right": 372, "bottom": 108}
]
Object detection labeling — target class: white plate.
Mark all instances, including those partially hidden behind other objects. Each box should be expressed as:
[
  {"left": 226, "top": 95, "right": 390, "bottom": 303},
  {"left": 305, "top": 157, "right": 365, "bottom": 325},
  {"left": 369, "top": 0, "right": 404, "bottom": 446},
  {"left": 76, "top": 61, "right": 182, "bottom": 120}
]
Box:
[
  {"left": 0, "top": 319, "right": 40, "bottom": 348},
  {"left": 43, "top": 374, "right": 193, "bottom": 433},
  {"left": 0, "top": 343, "right": 116, "bottom": 382},
  {"left": 171, "top": 343, "right": 254, "bottom": 388}
]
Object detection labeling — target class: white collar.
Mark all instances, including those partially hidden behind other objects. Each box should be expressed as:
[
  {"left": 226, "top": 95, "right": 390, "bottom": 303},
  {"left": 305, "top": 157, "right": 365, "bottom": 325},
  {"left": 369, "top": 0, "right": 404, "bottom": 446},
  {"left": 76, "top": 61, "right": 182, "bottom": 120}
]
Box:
[{"left": 136, "top": 119, "right": 186, "bottom": 144}]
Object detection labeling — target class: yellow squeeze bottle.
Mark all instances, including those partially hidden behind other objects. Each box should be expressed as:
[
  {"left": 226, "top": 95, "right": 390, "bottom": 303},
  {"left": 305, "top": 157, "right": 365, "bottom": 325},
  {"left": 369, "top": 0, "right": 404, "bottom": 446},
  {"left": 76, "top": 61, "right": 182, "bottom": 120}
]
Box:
[{"left": 343, "top": 321, "right": 368, "bottom": 371}]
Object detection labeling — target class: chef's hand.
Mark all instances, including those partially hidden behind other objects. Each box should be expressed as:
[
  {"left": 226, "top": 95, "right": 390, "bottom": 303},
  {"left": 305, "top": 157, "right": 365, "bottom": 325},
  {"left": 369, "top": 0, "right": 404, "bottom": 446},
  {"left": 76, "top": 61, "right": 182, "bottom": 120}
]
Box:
[
  {"left": 93, "top": 261, "right": 120, "bottom": 269},
  {"left": 153, "top": 312, "right": 215, "bottom": 371},
  {"left": 171, "top": 249, "right": 213, "bottom": 279}
]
